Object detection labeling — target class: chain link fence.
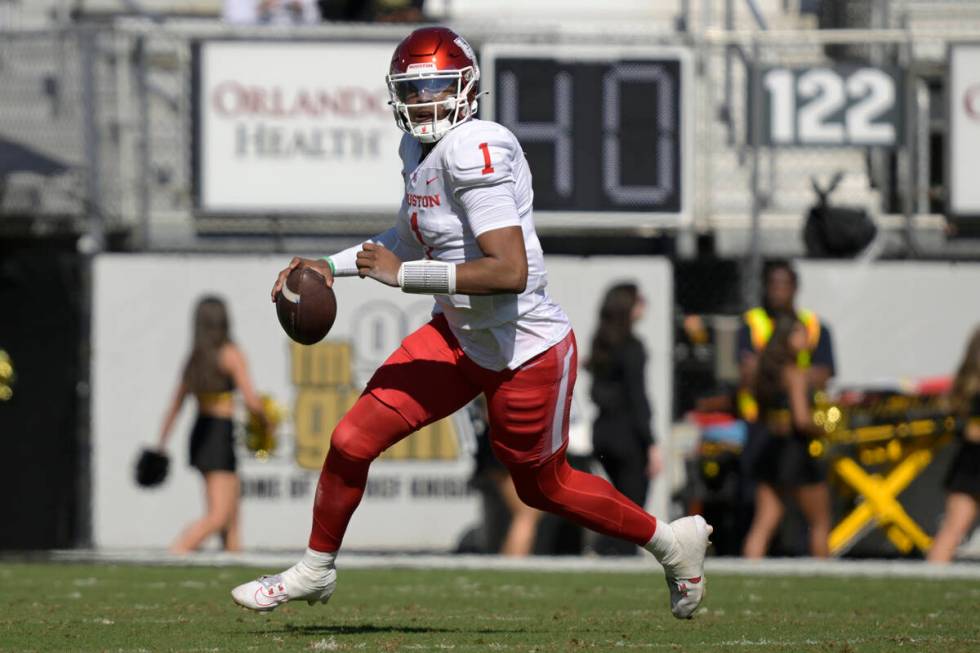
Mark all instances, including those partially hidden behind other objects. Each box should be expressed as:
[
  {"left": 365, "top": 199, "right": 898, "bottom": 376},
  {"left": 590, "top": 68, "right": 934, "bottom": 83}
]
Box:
[
  {"left": 0, "top": 26, "right": 129, "bottom": 246},
  {"left": 0, "top": 30, "right": 85, "bottom": 225}
]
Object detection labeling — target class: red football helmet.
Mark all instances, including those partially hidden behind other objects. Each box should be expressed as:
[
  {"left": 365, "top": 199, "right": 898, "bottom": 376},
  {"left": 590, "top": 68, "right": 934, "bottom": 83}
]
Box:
[{"left": 386, "top": 27, "right": 480, "bottom": 143}]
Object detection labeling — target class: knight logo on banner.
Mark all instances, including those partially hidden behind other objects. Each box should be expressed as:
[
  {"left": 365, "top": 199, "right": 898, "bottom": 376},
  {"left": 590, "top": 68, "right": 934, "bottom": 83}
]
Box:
[{"left": 289, "top": 339, "right": 460, "bottom": 470}]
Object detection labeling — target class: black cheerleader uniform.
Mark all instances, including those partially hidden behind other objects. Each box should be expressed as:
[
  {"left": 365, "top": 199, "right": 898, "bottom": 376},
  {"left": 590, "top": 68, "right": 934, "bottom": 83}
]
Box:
[
  {"left": 944, "top": 394, "right": 980, "bottom": 496},
  {"left": 589, "top": 336, "right": 656, "bottom": 555},
  {"left": 189, "top": 376, "right": 237, "bottom": 474},
  {"left": 590, "top": 336, "right": 656, "bottom": 509},
  {"left": 751, "top": 395, "right": 825, "bottom": 488}
]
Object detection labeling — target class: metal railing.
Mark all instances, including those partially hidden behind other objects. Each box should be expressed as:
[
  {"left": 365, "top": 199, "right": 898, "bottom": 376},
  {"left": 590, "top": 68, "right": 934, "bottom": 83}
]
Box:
[{"left": 1, "top": 17, "right": 979, "bottom": 264}]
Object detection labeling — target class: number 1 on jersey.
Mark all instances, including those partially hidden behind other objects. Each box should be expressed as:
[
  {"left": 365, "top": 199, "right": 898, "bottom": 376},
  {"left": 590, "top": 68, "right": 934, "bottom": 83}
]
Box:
[{"left": 478, "top": 142, "right": 495, "bottom": 175}]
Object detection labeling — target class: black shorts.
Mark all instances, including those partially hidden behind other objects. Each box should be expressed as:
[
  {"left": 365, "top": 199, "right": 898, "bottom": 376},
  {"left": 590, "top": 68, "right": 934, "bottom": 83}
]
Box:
[
  {"left": 751, "top": 431, "right": 825, "bottom": 488},
  {"left": 189, "top": 415, "right": 237, "bottom": 474},
  {"left": 944, "top": 440, "right": 980, "bottom": 496}
]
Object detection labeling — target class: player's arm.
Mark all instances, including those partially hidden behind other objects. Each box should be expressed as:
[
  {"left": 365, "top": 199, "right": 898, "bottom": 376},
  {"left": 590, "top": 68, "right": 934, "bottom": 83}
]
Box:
[
  {"left": 359, "top": 128, "right": 528, "bottom": 294},
  {"left": 455, "top": 225, "right": 527, "bottom": 294},
  {"left": 452, "top": 178, "right": 528, "bottom": 294},
  {"left": 371, "top": 130, "right": 529, "bottom": 295},
  {"left": 396, "top": 126, "right": 527, "bottom": 295},
  {"left": 270, "top": 227, "right": 421, "bottom": 301},
  {"left": 355, "top": 195, "right": 528, "bottom": 294},
  {"left": 156, "top": 376, "right": 188, "bottom": 451}
]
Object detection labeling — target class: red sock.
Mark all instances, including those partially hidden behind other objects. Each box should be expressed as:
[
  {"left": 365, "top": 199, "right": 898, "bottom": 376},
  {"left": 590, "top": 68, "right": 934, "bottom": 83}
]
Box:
[
  {"left": 308, "top": 394, "right": 412, "bottom": 552},
  {"left": 509, "top": 453, "right": 657, "bottom": 546}
]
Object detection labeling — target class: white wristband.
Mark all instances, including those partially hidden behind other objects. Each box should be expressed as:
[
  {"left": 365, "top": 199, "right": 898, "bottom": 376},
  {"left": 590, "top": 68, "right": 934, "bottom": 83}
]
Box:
[{"left": 397, "top": 260, "right": 456, "bottom": 295}]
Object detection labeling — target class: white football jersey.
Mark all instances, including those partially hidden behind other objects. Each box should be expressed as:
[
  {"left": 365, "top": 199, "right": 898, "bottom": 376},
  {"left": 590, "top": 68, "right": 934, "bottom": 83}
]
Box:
[{"left": 393, "top": 119, "right": 571, "bottom": 371}]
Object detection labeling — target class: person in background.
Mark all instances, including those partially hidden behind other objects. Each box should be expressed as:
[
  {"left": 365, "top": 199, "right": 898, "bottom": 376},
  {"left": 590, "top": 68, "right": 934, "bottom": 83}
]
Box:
[
  {"left": 737, "top": 260, "right": 835, "bottom": 425},
  {"left": 735, "top": 260, "right": 834, "bottom": 556},
  {"left": 318, "top": 0, "right": 424, "bottom": 22},
  {"left": 156, "top": 296, "right": 266, "bottom": 554},
  {"left": 587, "top": 282, "right": 662, "bottom": 555},
  {"left": 223, "top": 0, "right": 320, "bottom": 24},
  {"left": 929, "top": 325, "right": 980, "bottom": 563},
  {"left": 742, "top": 315, "right": 831, "bottom": 558}
]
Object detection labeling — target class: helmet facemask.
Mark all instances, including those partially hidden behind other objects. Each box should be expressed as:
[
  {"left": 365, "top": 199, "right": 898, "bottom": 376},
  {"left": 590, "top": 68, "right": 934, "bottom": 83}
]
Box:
[{"left": 386, "top": 66, "right": 479, "bottom": 143}]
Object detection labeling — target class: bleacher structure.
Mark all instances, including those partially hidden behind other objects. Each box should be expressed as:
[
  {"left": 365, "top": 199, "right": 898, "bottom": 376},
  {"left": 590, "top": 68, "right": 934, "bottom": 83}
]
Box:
[{"left": 0, "top": 0, "right": 979, "bottom": 258}]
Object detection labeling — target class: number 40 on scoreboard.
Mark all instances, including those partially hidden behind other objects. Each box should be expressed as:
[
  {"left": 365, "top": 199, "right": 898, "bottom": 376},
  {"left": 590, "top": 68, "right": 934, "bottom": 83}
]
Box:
[
  {"left": 481, "top": 44, "right": 692, "bottom": 227},
  {"left": 750, "top": 65, "right": 904, "bottom": 147}
]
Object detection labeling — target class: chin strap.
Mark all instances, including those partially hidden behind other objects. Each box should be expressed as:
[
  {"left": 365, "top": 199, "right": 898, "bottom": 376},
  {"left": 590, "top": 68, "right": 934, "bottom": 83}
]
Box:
[{"left": 470, "top": 90, "right": 489, "bottom": 116}]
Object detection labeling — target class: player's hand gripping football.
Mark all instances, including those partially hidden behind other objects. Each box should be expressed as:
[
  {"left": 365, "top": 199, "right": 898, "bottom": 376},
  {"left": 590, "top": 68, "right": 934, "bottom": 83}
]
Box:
[
  {"left": 356, "top": 242, "right": 402, "bottom": 287},
  {"left": 270, "top": 257, "right": 334, "bottom": 302}
]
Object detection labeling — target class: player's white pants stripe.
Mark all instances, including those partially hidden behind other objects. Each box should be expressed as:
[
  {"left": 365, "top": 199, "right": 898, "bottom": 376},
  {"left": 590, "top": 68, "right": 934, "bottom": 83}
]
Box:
[{"left": 549, "top": 341, "right": 575, "bottom": 457}]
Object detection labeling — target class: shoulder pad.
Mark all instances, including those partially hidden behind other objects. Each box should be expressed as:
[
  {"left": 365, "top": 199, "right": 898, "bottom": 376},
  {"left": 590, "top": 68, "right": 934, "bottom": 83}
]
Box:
[{"left": 444, "top": 120, "right": 519, "bottom": 194}]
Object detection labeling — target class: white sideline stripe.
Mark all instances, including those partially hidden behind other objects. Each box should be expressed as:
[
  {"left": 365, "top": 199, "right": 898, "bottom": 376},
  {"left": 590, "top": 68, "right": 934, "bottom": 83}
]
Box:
[
  {"left": 41, "top": 550, "right": 980, "bottom": 579},
  {"left": 549, "top": 342, "right": 575, "bottom": 457}
]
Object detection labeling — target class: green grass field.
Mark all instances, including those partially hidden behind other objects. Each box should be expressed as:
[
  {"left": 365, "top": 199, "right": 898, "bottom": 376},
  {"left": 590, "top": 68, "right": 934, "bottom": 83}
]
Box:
[{"left": 1, "top": 563, "right": 979, "bottom": 652}]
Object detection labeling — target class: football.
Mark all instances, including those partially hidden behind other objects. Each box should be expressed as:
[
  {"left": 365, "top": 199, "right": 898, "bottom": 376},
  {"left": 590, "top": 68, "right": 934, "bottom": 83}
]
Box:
[{"left": 275, "top": 266, "right": 337, "bottom": 345}]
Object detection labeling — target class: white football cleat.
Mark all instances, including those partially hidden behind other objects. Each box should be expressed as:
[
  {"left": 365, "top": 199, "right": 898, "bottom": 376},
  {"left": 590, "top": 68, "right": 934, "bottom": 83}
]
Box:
[
  {"left": 660, "top": 515, "right": 712, "bottom": 619},
  {"left": 231, "top": 568, "right": 337, "bottom": 613}
]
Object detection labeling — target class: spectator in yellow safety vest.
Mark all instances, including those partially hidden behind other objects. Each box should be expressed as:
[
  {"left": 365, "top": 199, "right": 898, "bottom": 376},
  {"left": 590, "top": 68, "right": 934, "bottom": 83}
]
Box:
[
  {"left": 741, "top": 314, "right": 832, "bottom": 558},
  {"left": 736, "top": 260, "right": 836, "bottom": 424}
]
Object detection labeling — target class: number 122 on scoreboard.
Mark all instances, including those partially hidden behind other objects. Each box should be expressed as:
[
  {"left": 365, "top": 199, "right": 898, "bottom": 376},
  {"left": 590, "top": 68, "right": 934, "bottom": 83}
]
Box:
[{"left": 752, "top": 65, "right": 903, "bottom": 147}]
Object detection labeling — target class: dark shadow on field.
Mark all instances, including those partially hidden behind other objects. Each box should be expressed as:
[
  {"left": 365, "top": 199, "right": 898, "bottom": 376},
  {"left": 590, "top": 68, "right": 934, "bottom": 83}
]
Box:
[{"left": 250, "top": 623, "right": 525, "bottom": 636}]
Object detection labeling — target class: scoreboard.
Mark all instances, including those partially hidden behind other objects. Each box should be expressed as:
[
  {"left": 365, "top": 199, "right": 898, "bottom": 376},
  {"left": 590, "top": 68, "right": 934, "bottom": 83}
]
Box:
[
  {"left": 481, "top": 45, "right": 692, "bottom": 229},
  {"left": 750, "top": 64, "right": 903, "bottom": 147}
]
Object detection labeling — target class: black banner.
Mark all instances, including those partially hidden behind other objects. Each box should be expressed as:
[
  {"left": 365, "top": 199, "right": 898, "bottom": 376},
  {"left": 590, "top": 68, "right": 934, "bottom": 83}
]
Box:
[{"left": 0, "top": 238, "right": 84, "bottom": 549}]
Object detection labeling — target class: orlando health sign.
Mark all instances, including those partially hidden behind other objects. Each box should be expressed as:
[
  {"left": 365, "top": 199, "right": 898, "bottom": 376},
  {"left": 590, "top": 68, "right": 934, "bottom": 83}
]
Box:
[{"left": 194, "top": 41, "right": 403, "bottom": 213}]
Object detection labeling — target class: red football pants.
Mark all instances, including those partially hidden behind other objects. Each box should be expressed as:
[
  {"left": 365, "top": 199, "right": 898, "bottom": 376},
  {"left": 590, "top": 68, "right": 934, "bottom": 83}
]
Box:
[{"left": 308, "top": 315, "right": 657, "bottom": 552}]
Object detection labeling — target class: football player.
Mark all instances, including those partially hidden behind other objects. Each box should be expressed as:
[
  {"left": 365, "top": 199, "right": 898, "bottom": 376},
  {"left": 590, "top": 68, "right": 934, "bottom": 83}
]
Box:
[{"left": 232, "top": 26, "right": 712, "bottom": 619}]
